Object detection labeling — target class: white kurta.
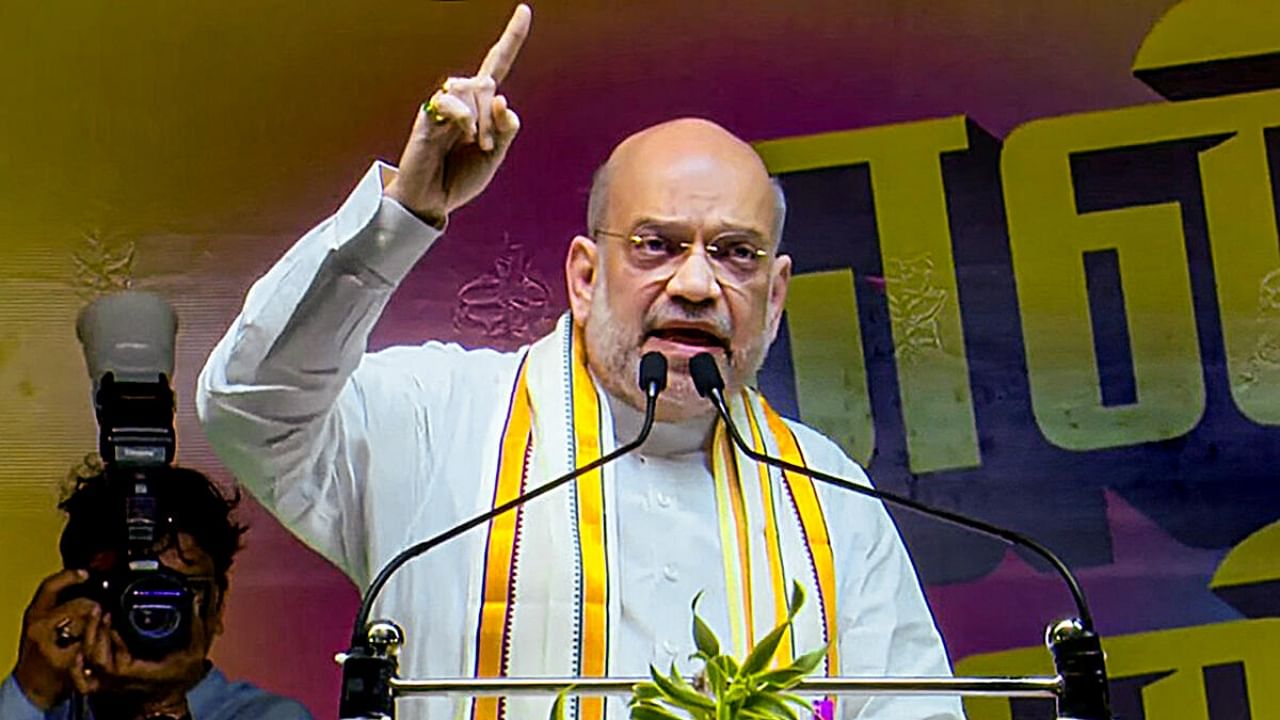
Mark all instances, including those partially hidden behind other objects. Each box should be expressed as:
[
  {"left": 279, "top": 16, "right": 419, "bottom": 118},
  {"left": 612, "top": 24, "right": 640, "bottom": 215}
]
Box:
[{"left": 196, "top": 163, "right": 964, "bottom": 720}]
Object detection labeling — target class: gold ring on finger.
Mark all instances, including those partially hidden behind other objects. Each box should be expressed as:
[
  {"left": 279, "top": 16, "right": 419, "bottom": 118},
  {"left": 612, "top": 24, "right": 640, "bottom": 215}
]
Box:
[
  {"left": 53, "top": 618, "right": 78, "bottom": 648},
  {"left": 423, "top": 97, "right": 448, "bottom": 125}
]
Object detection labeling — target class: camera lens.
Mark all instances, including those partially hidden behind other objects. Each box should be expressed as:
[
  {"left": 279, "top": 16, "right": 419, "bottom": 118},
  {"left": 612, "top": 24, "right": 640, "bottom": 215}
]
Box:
[
  {"left": 120, "top": 574, "right": 191, "bottom": 647},
  {"left": 128, "top": 603, "right": 183, "bottom": 639}
]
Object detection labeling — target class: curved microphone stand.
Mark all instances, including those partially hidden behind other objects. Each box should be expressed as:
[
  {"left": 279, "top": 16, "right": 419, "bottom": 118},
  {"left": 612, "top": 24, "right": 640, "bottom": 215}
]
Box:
[
  {"left": 338, "top": 353, "right": 667, "bottom": 719},
  {"left": 340, "top": 352, "right": 1111, "bottom": 720}
]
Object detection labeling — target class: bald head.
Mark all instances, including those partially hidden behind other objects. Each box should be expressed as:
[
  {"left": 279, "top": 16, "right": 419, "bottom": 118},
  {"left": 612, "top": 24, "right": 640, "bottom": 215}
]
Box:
[
  {"left": 587, "top": 118, "right": 787, "bottom": 244},
  {"left": 566, "top": 117, "right": 795, "bottom": 422},
  {"left": 612, "top": 118, "right": 766, "bottom": 172}
]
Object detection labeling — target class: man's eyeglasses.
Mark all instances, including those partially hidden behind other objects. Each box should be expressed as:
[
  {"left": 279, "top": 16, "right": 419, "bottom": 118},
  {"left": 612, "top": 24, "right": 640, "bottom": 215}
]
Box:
[{"left": 594, "top": 227, "right": 771, "bottom": 285}]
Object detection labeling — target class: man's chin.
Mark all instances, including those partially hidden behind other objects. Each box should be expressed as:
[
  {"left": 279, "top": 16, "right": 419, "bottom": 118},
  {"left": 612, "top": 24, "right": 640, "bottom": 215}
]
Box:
[
  {"left": 654, "top": 382, "right": 719, "bottom": 423},
  {"left": 641, "top": 337, "right": 728, "bottom": 364}
]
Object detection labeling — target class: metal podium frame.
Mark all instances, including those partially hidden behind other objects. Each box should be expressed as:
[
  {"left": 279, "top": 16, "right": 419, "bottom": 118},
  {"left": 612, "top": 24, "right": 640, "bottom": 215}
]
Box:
[
  {"left": 391, "top": 673, "right": 1062, "bottom": 698},
  {"left": 339, "top": 618, "right": 1108, "bottom": 720}
]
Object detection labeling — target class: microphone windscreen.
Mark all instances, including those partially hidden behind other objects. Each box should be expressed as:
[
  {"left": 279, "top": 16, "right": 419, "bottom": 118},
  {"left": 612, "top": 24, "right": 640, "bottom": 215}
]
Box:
[
  {"left": 689, "top": 353, "right": 724, "bottom": 398},
  {"left": 76, "top": 292, "right": 178, "bottom": 388},
  {"left": 638, "top": 352, "right": 668, "bottom": 393}
]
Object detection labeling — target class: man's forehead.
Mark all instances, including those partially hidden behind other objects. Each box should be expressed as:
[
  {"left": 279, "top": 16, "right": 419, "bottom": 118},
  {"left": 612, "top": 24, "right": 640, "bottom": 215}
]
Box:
[
  {"left": 628, "top": 214, "right": 770, "bottom": 240},
  {"left": 606, "top": 132, "right": 774, "bottom": 222}
]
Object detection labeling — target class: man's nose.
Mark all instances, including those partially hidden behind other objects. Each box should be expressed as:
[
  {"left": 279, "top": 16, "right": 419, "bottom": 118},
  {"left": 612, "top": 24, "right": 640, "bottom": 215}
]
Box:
[{"left": 664, "top": 247, "right": 723, "bottom": 303}]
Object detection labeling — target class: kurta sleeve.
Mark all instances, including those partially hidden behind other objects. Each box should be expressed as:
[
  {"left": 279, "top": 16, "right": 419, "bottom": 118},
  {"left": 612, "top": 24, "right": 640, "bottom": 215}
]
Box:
[{"left": 195, "top": 162, "right": 443, "bottom": 584}]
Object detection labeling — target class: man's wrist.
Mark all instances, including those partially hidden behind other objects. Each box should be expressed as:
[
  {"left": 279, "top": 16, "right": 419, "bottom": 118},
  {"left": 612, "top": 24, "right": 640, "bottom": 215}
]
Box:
[
  {"left": 403, "top": 203, "right": 447, "bottom": 230},
  {"left": 383, "top": 191, "right": 447, "bottom": 230},
  {"left": 10, "top": 664, "right": 62, "bottom": 711},
  {"left": 381, "top": 173, "right": 447, "bottom": 231}
]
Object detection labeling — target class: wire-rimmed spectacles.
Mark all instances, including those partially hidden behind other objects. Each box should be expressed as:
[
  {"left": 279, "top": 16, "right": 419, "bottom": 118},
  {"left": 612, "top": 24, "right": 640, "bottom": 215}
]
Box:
[{"left": 594, "top": 227, "right": 771, "bottom": 284}]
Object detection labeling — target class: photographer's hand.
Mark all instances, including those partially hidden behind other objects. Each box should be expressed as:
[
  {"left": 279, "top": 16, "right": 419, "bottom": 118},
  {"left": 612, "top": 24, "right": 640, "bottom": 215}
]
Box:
[
  {"left": 12, "top": 569, "right": 99, "bottom": 710},
  {"left": 75, "top": 610, "right": 207, "bottom": 719}
]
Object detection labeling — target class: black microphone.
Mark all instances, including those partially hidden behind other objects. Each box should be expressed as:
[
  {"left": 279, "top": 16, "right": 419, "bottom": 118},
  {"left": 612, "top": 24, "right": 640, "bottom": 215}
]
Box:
[
  {"left": 688, "top": 352, "right": 1111, "bottom": 720},
  {"left": 339, "top": 351, "right": 669, "bottom": 719}
]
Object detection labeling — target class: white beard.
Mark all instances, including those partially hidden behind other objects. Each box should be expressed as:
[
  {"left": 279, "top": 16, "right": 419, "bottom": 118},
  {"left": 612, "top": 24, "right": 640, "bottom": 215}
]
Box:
[{"left": 580, "top": 273, "right": 772, "bottom": 423}]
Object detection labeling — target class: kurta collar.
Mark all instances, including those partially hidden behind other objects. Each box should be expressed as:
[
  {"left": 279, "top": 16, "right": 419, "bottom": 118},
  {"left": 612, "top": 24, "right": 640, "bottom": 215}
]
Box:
[{"left": 603, "top": 386, "right": 716, "bottom": 459}]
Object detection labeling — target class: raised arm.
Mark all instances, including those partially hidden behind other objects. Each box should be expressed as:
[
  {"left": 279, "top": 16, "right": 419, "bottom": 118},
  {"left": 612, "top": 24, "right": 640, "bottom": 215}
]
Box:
[{"left": 195, "top": 5, "right": 532, "bottom": 578}]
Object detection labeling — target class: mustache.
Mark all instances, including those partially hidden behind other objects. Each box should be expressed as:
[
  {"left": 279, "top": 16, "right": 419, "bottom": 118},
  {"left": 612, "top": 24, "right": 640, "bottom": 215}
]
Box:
[
  {"left": 642, "top": 304, "right": 734, "bottom": 360},
  {"left": 643, "top": 304, "right": 731, "bottom": 336}
]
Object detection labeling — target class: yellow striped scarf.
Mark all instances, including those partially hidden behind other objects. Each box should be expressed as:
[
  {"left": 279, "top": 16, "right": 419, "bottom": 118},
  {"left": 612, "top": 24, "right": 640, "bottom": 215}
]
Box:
[{"left": 471, "top": 315, "right": 839, "bottom": 720}]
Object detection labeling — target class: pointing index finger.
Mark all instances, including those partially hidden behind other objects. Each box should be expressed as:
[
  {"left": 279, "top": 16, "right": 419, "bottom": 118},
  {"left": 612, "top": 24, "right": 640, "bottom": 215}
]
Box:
[{"left": 478, "top": 3, "right": 532, "bottom": 84}]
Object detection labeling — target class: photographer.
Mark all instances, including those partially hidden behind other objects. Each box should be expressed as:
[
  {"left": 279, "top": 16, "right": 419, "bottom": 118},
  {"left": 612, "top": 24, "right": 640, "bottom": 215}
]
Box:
[{"left": 1, "top": 463, "right": 312, "bottom": 720}]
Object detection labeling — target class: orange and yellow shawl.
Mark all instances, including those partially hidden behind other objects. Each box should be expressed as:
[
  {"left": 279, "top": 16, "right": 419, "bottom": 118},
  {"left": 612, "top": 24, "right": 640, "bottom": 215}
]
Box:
[{"left": 469, "top": 314, "right": 839, "bottom": 720}]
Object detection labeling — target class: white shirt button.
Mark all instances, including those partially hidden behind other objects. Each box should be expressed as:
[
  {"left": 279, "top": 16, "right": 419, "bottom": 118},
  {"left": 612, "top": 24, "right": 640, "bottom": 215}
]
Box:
[
  {"left": 662, "top": 640, "right": 679, "bottom": 656},
  {"left": 662, "top": 564, "right": 679, "bottom": 582},
  {"left": 655, "top": 491, "right": 673, "bottom": 508}
]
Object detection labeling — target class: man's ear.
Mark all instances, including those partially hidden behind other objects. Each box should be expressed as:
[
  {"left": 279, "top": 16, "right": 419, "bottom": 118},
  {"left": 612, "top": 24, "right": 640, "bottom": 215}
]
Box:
[
  {"left": 565, "top": 235, "right": 599, "bottom": 325},
  {"left": 207, "top": 585, "right": 227, "bottom": 638},
  {"left": 765, "top": 254, "right": 792, "bottom": 345}
]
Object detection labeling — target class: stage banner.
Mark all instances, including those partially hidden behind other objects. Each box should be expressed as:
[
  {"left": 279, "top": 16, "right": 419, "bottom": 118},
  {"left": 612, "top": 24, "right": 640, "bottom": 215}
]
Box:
[{"left": 0, "top": 1, "right": 1275, "bottom": 718}]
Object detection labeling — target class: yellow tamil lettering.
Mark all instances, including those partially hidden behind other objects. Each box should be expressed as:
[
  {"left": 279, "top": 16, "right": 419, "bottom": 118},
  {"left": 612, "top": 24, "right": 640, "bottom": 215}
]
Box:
[
  {"left": 757, "top": 117, "right": 980, "bottom": 473},
  {"left": 956, "top": 619, "right": 1280, "bottom": 720},
  {"left": 1198, "top": 126, "right": 1280, "bottom": 425},
  {"left": 1002, "top": 89, "right": 1280, "bottom": 450},
  {"left": 785, "top": 270, "right": 874, "bottom": 464}
]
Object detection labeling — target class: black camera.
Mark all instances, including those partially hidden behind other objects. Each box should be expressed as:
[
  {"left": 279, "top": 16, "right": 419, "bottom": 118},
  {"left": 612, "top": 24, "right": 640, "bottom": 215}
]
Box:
[
  {"left": 57, "top": 566, "right": 196, "bottom": 661},
  {"left": 57, "top": 292, "right": 196, "bottom": 660}
]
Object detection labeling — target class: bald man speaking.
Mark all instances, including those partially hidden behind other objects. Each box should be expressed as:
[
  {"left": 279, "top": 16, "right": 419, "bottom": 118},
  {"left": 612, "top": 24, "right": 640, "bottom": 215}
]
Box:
[{"left": 197, "top": 6, "right": 962, "bottom": 720}]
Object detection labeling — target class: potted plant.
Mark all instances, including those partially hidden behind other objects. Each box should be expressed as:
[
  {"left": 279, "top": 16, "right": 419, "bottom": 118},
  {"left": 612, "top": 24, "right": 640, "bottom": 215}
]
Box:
[{"left": 551, "top": 581, "right": 828, "bottom": 720}]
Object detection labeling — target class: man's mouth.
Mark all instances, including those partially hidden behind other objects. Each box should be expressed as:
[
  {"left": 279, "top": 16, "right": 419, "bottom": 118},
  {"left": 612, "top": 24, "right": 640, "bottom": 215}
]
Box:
[{"left": 646, "top": 326, "right": 728, "bottom": 351}]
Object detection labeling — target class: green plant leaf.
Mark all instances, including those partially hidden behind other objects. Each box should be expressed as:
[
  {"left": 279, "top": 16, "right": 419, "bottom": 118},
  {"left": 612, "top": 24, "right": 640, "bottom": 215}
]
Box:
[
  {"left": 722, "top": 684, "right": 749, "bottom": 706},
  {"left": 650, "top": 665, "right": 716, "bottom": 711},
  {"left": 670, "top": 660, "right": 715, "bottom": 717},
  {"left": 787, "top": 581, "right": 806, "bottom": 619},
  {"left": 630, "top": 588, "right": 829, "bottom": 720},
  {"left": 690, "top": 592, "right": 721, "bottom": 659},
  {"left": 743, "top": 693, "right": 800, "bottom": 720},
  {"left": 786, "top": 644, "right": 828, "bottom": 676},
  {"left": 547, "top": 686, "right": 573, "bottom": 720},
  {"left": 777, "top": 692, "right": 814, "bottom": 710},
  {"left": 702, "top": 657, "right": 728, "bottom": 698},
  {"left": 669, "top": 661, "right": 702, "bottom": 700},
  {"left": 755, "top": 667, "right": 807, "bottom": 691},
  {"left": 631, "top": 682, "right": 663, "bottom": 703},
  {"left": 740, "top": 621, "right": 790, "bottom": 676},
  {"left": 719, "top": 654, "right": 740, "bottom": 678},
  {"left": 669, "top": 662, "right": 691, "bottom": 688},
  {"left": 630, "top": 701, "right": 688, "bottom": 720}
]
